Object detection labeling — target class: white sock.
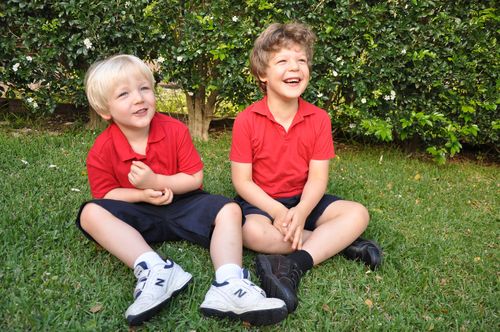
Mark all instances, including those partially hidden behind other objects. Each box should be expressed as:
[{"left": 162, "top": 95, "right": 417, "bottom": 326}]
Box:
[
  {"left": 133, "top": 251, "right": 165, "bottom": 270},
  {"left": 215, "top": 263, "right": 243, "bottom": 283}
]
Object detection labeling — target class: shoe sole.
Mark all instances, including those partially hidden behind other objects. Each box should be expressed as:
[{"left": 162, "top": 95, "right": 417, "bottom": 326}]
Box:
[
  {"left": 126, "top": 274, "right": 193, "bottom": 326},
  {"left": 200, "top": 306, "right": 288, "bottom": 326},
  {"left": 255, "top": 255, "right": 298, "bottom": 313}
]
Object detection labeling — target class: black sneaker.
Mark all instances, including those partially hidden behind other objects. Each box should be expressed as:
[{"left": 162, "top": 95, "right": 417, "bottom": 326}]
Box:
[
  {"left": 341, "top": 237, "right": 382, "bottom": 270},
  {"left": 255, "top": 254, "right": 302, "bottom": 313}
]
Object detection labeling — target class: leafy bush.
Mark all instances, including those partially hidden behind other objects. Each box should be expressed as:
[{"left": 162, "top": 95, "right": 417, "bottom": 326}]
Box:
[
  {"left": 1, "top": 0, "right": 498, "bottom": 160},
  {"left": 296, "top": 0, "right": 498, "bottom": 162}
]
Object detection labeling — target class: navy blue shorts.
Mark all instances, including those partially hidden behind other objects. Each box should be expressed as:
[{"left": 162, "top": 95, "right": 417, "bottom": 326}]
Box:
[
  {"left": 76, "top": 189, "right": 235, "bottom": 248},
  {"left": 234, "top": 194, "right": 341, "bottom": 230}
]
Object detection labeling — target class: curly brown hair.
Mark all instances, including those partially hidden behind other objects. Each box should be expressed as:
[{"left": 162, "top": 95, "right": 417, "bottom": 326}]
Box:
[{"left": 250, "top": 22, "right": 316, "bottom": 93}]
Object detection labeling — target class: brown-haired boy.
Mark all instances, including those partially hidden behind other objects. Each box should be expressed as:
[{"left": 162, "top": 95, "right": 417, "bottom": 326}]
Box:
[{"left": 230, "top": 23, "right": 382, "bottom": 313}]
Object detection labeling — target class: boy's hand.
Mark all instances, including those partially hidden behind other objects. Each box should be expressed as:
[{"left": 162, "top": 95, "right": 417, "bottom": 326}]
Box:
[
  {"left": 271, "top": 205, "right": 290, "bottom": 236},
  {"left": 142, "top": 188, "right": 173, "bottom": 205},
  {"left": 283, "top": 207, "right": 306, "bottom": 250},
  {"left": 128, "top": 161, "right": 157, "bottom": 189}
]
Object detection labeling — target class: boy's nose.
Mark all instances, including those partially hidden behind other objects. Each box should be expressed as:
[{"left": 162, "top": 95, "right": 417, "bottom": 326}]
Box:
[
  {"left": 288, "top": 60, "right": 299, "bottom": 71},
  {"left": 133, "top": 90, "right": 145, "bottom": 103}
]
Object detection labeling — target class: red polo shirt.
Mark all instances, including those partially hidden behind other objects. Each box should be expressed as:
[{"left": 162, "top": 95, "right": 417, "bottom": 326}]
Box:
[
  {"left": 87, "top": 113, "right": 203, "bottom": 198},
  {"left": 230, "top": 97, "right": 335, "bottom": 198}
]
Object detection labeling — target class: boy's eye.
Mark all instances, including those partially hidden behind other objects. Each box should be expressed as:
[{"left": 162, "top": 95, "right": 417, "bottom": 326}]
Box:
[
  {"left": 117, "top": 91, "right": 128, "bottom": 98},
  {"left": 141, "top": 86, "right": 150, "bottom": 91}
]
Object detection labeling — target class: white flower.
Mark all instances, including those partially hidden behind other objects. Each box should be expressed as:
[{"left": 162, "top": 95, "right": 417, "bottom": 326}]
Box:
[
  {"left": 21, "top": 159, "right": 29, "bottom": 165},
  {"left": 27, "top": 97, "right": 34, "bottom": 103},
  {"left": 176, "top": 56, "right": 183, "bottom": 62},
  {"left": 26, "top": 56, "right": 33, "bottom": 62},
  {"left": 32, "top": 102, "right": 38, "bottom": 109},
  {"left": 349, "top": 123, "right": 356, "bottom": 129},
  {"left": 157, "top": 56, "right": 165, "bottom": 63},
  {"left": 384, "top": 95, "right": 391, "bottom": 101},
  {"left": 332, "top": 70, "right": 338, "bottom": 77},
  {"left": 187, "top": 91, "right": 194, "bottom": 96},
  {"left": 83, "top": 38, "right": 93, "bottom": 49},
  {"left": 401, "top": 48, "right": 407, "bottom": 55},
  {"left": 232, "top": 16, "right": 239, "bottom": 22},
  {"left": 390, "top": 90, "right": 396, "bottom": 100},
  {"left": 48, "top": 164, "right": 58, "bottom": 168},
  {"left": 336, "top": 56, "right": 343, "bottom": 62},
  {"left": 70, "top": 188, "right": 81, "bottom": 192},
  {"left": 317, "top": 93, "right": 324, "bottom": 98},
  {"left": 361, "top": 98, "right": 367, "bottom": 104},
  {"left": 12, "top": 63, "right": 20, "bottom": 72}
]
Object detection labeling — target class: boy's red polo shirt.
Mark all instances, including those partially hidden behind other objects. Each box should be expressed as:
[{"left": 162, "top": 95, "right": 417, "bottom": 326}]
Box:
[
  {"left": 87, "top": 113, "right": 203, "bottom": 198},
  {"left": 230, "top": 97, "right": 335, "bottom": 198}
]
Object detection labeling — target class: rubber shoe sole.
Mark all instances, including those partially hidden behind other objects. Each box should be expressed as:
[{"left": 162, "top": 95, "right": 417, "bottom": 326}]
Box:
[
  {"left": 255, "top": 255, "right": 298, "bottom": 313},
  {"left": 126, "top": 276, "right": 192, "bottom": 326},
  {"left": 200, "top": 305, "right": 288, "bottom": 326}
]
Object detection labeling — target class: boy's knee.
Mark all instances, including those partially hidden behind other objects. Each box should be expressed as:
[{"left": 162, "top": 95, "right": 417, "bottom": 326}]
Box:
[
  {"left": 215, "top": 202, "right": 242, "bottom": 225},
  {"left": 242, "top": 218, "right": 270, "bottom": 244},
  {"left": 353, "top": 202, "right": 370, "bottom": 227},
  {"left": 79, "top": 203, "right": 102, "bottom": 231}
]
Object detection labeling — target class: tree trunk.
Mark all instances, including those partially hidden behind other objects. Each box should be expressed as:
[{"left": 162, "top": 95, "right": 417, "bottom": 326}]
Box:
[
  {"left": 185, "top": 87, "right": 218, "bottom": 141},
  {"left": 86, "top": 107, "right": 108, "bottom": 131}
]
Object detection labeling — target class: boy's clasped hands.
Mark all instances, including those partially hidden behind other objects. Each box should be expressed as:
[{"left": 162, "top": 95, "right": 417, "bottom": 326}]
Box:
[
  {"left": 272, "top": 204, "right": 306, "bottom": 250},
  {"left": 128, "top": 160, "right": 174, "bottom": 205}
]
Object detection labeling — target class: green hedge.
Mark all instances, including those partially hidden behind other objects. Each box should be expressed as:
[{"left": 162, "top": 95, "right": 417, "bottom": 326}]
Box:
[{"left": 1, "top": 0, "right": 498, "bottom": 161}]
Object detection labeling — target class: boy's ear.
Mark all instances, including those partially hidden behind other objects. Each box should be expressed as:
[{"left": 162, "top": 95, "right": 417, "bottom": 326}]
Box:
[{"left": 98, "top": 112, "right": 112, "bottom": 121}]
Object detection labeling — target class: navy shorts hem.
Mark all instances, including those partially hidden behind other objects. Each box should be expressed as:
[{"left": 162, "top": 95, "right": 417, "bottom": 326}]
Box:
[{"left": 234, "top": 194, "right": 341, "bottom": 230}]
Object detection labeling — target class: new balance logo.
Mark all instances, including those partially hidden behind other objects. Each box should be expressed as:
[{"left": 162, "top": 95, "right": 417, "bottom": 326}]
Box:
[
  {"left": 234, "top": 288, "right": 247, "bottom": 298},
  {"left": 155, "top": 278, "right": 165, "bottom": 286}
]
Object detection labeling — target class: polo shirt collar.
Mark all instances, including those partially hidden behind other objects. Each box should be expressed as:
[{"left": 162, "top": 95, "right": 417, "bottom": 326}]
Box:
[
  {"left": 110, "top": 113, "right": 165, "bottom": 161},
  {"left": 252, "top": 96, "right": 315, "bottom": 124}
]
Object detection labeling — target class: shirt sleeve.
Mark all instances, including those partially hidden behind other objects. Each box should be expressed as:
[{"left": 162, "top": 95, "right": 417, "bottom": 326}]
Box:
[
  {"left": 176, "top": 125, "right": 203, "bottom": 174},
  {"left": 86, "top": 147, "right": 120, "bottom": 199},
  {"left": 312, "top": 112, "right": 335, "bottom": 160},
  {"left": 230, "top": 113, "right": 253, "bottom": 163}
]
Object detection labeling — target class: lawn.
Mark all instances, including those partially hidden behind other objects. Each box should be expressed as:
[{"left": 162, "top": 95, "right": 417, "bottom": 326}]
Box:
[{"left": 0, "top": 120, "right": 498, "bottom": 331}]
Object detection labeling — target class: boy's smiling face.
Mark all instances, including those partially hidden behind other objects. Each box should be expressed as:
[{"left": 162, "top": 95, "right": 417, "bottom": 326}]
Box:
[
  {"left": 259, "top": 43, "right": 310, "bottom": 102},
  {"left": 102, "top": 72, "right": 156, "bottom": 132}
]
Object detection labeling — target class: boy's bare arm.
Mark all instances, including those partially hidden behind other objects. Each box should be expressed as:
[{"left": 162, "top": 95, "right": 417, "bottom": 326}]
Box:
[
  {"left": 283, "top": 159, "right": 330, "bottom": 249},
  {"left": 295, "top": 159, "right": 330, "bottom": 217},
  {"left": 231, "top": 161, "right": 289, "bottom": 234},
  {"left": 103, "top": 187, "right": 174, "bottom": 205},
  {"left": 128, "top": 161, "right": 203, "bottom": 194}
]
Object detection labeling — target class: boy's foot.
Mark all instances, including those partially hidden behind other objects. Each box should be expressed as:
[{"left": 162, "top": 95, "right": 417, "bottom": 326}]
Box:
[
  {"left": 341, "top": 237, "right": 382, "bottom": 270},
  {"left": 200, "top": 278, "right": 288, "bottom": 326},
  {"left": 125, "top": 260, "right": 193, "bottom": 326},
  {"left": 255, "top": 254, "right": 302, "bottom": 313}
]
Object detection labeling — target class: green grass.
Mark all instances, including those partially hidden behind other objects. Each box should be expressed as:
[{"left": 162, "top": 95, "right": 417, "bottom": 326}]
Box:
[{"left": 0, "top": 120, "right": 498, "bottom": 331}]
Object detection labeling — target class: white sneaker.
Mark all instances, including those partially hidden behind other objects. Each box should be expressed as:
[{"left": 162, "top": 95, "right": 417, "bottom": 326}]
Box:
[
  {"left": 125, "top": 260, "right": 192, "bottom": 326},
  {"left": 200, "top": 277, "right": 288, "bottom": 326}
]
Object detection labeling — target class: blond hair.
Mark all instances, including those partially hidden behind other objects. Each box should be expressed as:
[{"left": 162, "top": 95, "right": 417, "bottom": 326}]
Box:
[
  {"left": 84, "top": 54, "right": 155, "bottom": 116},
  {"left": 250, "top": 22, "right": 316, "bottom": 92}
]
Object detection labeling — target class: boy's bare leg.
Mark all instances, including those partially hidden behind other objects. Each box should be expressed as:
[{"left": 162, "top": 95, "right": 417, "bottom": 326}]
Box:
[
  {"left": 242, "top": 215, "right": 313, "bottom": 254},
  {"left": 242, "top": 200, "right": 368, "bottom": 265},
  {"left": 210, "top": 202, "right": 243, "bottom": 269},
  {"left": 201, "top": 202, "right": 289, "bottom": 326},
  {"left": 301, "top": 200, "right": 369, "bottom": 265},
  {"left": 79, "top": 202, "right": 153, "bottom": 268},
  {"left": 80, "top": 202, "right": 193, "bottom": 326}
]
